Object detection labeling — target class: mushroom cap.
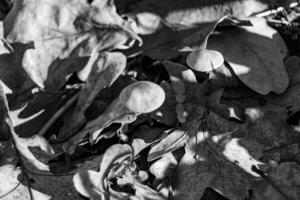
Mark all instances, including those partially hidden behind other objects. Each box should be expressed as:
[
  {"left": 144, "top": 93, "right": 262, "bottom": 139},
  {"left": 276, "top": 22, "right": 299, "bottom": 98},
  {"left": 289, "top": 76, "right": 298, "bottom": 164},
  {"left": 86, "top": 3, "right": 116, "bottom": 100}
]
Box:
[
  {"left": 186, "top": 49, "right": 224, "bottom": 72},
  {"left": 120, "top": 81, "right": 165, "bottom": 113}
]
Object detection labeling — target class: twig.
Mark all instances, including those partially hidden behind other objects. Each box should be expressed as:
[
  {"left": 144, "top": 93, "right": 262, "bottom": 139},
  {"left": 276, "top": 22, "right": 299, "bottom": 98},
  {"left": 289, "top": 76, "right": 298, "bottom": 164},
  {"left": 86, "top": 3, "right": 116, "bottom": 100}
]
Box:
[
  {"left": 255, "top": 7, "right": 285, "bottom": 17},
  {"left": 0, "top": 181, "right": 21, "bottom": 199},
  {"left": 255, "top": 2, "right": 300, "bottom": 18},
  {"left": 23, "top": 168, "right": 34, "bottom": 200},
  {"left": 267, "top": 19, "right": 300, "bottom": 26},
  {"left": 251, "top": 166, "right": 291, "bottom": 200},
  {"left": 263, "top": 142, "right": 300, "bottom": 153},
  {"left": 37, "top": 93, "right": 79, "bottom": 136}
]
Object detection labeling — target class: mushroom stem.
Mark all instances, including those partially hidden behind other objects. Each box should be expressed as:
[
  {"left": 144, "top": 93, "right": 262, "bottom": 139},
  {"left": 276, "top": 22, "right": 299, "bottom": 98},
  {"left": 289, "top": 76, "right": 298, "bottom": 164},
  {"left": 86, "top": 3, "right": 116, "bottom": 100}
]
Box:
[{"left": 64, "top": 81, "right": 165, "bottom": 154}]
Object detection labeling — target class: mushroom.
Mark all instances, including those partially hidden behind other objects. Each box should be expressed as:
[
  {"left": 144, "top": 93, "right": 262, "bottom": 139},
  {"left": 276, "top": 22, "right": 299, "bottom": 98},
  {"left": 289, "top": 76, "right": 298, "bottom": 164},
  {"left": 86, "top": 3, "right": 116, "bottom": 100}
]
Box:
[
  {"left": 64, "top": 81, "right": 165, "bottom": 153},
  {"left": 185, "top": 48, "right": 240, "bottom": 92},
  {"left": 186, "top": 49, "right": 244, "bottom": 122},
  {"left": 186, "top": 49, "right": 224, "bottom": 72}
]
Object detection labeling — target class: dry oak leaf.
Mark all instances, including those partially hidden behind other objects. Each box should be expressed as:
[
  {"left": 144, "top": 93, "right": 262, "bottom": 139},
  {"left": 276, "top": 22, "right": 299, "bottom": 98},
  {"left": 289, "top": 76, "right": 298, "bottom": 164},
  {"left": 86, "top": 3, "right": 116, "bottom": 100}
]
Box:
[
  {"left": 207, "top": 17, "right": 289, "bottom": 95},
  {"left": 174, "top": 129, "right": 258, "bottom": 200},
  {"left": 3, "top": 0, "right": 140, "bottom": 91}
]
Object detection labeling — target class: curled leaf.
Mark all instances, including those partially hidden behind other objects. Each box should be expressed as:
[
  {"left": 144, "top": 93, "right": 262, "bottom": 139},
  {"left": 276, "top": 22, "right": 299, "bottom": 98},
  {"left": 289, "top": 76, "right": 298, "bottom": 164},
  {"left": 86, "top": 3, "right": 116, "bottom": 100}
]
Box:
[
  {"left": 73, "top": 144, "right": 134, "bottom": 199},
  {"left": 73, "top": 170, "right": 103, "bottom": 200},
  {"left": 148, "top": 129, "right": 188, "bottom": 162}
]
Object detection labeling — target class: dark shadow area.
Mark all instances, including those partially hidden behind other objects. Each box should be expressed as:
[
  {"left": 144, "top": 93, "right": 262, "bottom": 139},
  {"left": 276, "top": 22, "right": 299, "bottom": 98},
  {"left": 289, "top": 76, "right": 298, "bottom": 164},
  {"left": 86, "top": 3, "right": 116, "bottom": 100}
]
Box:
[{"left": 0, "top": 42, "right": 35, "bottom": 95}]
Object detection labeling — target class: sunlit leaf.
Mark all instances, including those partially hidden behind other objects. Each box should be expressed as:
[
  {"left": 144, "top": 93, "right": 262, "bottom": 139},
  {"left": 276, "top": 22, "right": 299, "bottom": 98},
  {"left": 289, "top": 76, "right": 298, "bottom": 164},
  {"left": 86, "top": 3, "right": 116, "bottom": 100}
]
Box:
[
  {"left": 3, "top": 0, "right": 140, "bottom": 91},
  {"left": 207, "top": 17, "right": 289, "bottom": 95}
]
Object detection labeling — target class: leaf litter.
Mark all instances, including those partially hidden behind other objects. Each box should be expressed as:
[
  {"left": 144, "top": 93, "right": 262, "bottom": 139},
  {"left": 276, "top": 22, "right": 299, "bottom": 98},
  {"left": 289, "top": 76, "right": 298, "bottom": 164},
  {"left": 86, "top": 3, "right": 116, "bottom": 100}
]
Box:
[{"left": 1, "top": 0, "right": 300, "bottom": 200}]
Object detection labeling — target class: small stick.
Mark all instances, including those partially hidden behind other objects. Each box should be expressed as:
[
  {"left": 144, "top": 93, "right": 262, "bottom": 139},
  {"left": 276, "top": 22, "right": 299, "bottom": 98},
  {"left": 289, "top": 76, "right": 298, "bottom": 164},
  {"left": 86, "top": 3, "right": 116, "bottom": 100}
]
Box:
[
  {"left": 251, "top": 166, "right": 291, "bottom": 200},
  {"left": 37, "top": 93, "right": 79, "bottom": 136}
]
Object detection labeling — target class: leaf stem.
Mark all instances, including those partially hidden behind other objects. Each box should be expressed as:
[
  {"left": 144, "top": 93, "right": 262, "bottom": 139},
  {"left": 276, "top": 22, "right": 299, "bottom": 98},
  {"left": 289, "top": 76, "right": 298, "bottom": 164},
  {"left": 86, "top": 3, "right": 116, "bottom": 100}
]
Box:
[
  {"left": 37, "top": 92, "right": 79, "bottom": 137},
  {"left": 251, "top": 166, "right": 291, "bottom": 200}
]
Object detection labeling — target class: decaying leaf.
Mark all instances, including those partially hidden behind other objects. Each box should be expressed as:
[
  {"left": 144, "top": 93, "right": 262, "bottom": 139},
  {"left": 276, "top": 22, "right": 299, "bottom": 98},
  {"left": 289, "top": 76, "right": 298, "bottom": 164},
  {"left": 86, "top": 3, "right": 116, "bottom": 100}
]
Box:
[
  {"left": 150, "top": 152, "right": 177, "bottom": 180},
  {"left": 252, "top": 162, "right": 300, "bottom": 200}
]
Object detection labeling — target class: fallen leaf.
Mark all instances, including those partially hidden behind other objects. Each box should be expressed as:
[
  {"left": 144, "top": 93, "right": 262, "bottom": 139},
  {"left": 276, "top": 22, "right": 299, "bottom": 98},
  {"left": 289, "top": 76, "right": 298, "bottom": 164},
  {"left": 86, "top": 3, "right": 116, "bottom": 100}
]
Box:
[
  {"left": 150, "top": 153, "right": 177, "bottom": 180},
  {"left": 12, "top": 133, "right": 54, "bottom": 171},
  {"left": 0, "top": 74, "right": 54, "bottom": 171},
  {"left": 58, "top": 51, "right": 126, "bottom": 140},
  {"left": 131, "top": 125, "right": 166, "bottom": 156},
  {"left": 252, "top": 162, "right": 300, "bottom": 200},
  {"left": 116, "top": 0, "right": 270, "bottom": 26},
  {"left": 131, "top": 17, "right": 225, "bottom": 60},
  {"left": 4, "top": 0, "right": 140, "bottom": 92},
  {"left": 73, "top": 170, "right": 103, "bottom": 200},
  {"left": 263, "top": 56, "right": 300, "bottom": 119},
  {"left": 0, "top": 141, "right": 20, "bottom": 198},
  {"left": 207, "top": 17, "right": 289, "bottom": 95},
  {"left": 148, "top": 129, "right": 188, "bottom": 162},
  {"left": 73, "top": 144, "right": 163, "bottom": 200},
  {"left": 174, "top": 129, "right": 257, "bottom": 200}
]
